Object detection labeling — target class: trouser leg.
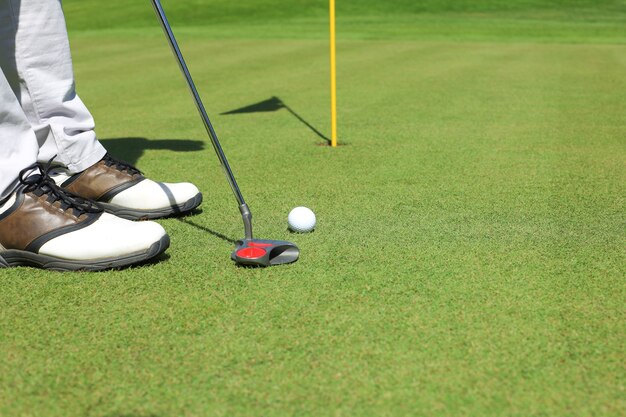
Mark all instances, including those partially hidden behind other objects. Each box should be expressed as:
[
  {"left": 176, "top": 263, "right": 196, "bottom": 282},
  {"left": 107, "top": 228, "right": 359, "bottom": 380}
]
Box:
[
  {"left": 0, "top": 1, "right": 37, "bottom": 199},
  {"left": 0, "top": 0, "right": 105, "bottom": 173},
  {"left": 0, "top": 67, "right": 38, "bottom": 200}
]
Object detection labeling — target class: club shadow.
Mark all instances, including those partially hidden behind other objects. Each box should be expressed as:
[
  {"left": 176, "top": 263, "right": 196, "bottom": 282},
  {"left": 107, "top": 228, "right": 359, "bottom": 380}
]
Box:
[{"left": 177, "top": 218, "right": 237, "bottom": 244}]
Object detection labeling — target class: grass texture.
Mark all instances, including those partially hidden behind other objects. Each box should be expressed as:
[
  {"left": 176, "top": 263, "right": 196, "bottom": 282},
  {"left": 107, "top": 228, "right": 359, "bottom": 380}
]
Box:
[
  {"left": 1, "top": 0, "right": 625, "bottom": 416},
  {"left": 64, "top": 0, "right": 626, "bottom": 43}
]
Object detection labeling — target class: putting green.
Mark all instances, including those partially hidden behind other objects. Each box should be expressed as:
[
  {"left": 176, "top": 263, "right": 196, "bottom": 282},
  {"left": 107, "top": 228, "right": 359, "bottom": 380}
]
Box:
[{"left": 1, "top": 1, "right": 624, "bottom": 415}]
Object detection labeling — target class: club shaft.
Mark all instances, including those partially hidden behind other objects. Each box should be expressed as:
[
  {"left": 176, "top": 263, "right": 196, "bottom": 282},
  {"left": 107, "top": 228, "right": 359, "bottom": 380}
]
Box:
[{"left": 151, "top": 0, "right": 253, "bottom": 239}]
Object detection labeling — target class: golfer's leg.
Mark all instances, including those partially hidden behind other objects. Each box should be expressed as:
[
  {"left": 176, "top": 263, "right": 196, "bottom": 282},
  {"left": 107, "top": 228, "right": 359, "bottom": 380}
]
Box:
[
  {"left": 1, "top": 0, "right": 201, "bottom": 219},
  {"left": 0, "top": 0, "right": 105, "bottom": 173},
  {"left": 0, "top": 73, "right": 38, "bottom": 200}
]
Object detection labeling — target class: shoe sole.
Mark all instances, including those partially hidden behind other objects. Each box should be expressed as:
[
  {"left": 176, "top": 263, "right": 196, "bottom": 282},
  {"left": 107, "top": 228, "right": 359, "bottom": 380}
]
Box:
[
  {"left": 98, "top": 192, "right": 203, "bottom": 221},
  {"left": 0, "top": 234, "right": 170, "bottom": 271}
]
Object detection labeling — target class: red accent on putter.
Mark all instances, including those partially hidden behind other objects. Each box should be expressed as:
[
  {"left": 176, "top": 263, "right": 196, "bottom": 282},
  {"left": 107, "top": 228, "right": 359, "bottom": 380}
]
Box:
[
  {"left": 248, "top": 242, "right": 273, "bottom": 248},
  {"left": 236, "top": 247, "right": 267, "bottom": 259}
]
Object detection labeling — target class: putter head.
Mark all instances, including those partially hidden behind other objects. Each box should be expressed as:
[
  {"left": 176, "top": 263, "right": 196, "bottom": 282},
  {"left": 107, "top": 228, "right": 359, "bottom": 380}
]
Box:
[{"left": 231, "top": 239, "right": 299, "bottom": 267}]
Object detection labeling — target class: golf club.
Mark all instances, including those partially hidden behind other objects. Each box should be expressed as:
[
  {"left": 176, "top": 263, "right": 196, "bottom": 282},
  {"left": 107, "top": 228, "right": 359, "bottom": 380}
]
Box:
[{"left": 150, "top": 0, "right": 299, "bottom": 267}]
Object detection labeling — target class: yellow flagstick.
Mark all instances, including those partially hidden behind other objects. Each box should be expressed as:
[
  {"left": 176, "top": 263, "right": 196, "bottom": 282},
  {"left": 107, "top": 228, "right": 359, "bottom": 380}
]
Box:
[{"left": 329, "top": 0, "right": 338, "bottom": 147}]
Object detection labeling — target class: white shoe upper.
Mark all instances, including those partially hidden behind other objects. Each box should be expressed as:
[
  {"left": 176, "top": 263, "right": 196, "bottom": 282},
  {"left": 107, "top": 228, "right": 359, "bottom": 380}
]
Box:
[
  {"left": 109, "top": 179, "right": 200, "bottom": 210},
  {"left": 39, "top": 212, "right": 167, "bottom": 260}
]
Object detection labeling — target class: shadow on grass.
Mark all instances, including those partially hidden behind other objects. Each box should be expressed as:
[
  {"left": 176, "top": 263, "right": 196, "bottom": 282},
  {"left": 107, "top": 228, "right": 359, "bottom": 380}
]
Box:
[
  {"left": 221, "top": 96, "right": 331, "bottom": 144},
  {"left": 178, "top": 217, "right": 237, "bottom": 244},
  {"left": 99, "top": 137, "right": 204, "bottom": 166}
]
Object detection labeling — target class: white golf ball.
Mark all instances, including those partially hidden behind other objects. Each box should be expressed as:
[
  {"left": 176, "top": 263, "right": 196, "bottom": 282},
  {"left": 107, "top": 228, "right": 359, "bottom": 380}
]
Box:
[{"left": 288, "top": 206, "right": 316, "bottom": 233}]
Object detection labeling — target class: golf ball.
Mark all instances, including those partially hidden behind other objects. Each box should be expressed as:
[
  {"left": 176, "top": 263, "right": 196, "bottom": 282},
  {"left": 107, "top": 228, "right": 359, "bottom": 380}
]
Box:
[{"left": 288, "top": 207, "right": 316, "bottom": 233}]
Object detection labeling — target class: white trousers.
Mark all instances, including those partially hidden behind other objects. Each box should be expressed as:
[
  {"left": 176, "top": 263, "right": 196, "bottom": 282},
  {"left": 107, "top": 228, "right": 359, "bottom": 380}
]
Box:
[{"left": 0, "top": 0, "right": 105, "bottom": 199}]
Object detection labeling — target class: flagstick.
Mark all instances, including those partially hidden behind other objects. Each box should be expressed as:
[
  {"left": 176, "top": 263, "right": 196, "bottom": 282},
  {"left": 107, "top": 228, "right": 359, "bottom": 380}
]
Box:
[{"left": 329, "top": 0, "right": 338, "bottom": 147}]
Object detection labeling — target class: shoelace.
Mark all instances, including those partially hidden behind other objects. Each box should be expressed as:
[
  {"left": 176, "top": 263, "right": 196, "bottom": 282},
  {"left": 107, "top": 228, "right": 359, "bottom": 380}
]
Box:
[
  {"left": 102, "top": 153, "right": 142, "bottom": 176},
  {"left": 19, "top": 159, "right": 103, "bottom": 218}
]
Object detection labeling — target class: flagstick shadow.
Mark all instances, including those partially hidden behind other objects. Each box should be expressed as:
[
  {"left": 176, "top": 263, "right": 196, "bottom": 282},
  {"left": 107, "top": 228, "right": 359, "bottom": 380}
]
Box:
[
  {"left": 282, "top": 104, "right": 331, "bottom": 144},
  {"left": 221, "top": 96, "right": 331, "bottom": 144}
]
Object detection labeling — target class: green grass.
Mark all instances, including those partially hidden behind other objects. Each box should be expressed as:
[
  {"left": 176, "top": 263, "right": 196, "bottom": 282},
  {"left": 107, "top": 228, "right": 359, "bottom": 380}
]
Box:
[
  {"left": 1, "top": 0, "right": 625, "bottom": 416},
  {"left": 64, "top": 0, "right": 626, "bottom": 43}
]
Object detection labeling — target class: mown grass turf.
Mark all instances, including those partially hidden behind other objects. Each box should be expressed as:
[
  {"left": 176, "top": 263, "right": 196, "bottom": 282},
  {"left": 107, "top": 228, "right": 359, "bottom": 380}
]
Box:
[
  {"left": 65, "top": 0, "right": 626, "bottom": 43},
  {"left": 1, "top": 0, "right": 625, "bottom": 416}
]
